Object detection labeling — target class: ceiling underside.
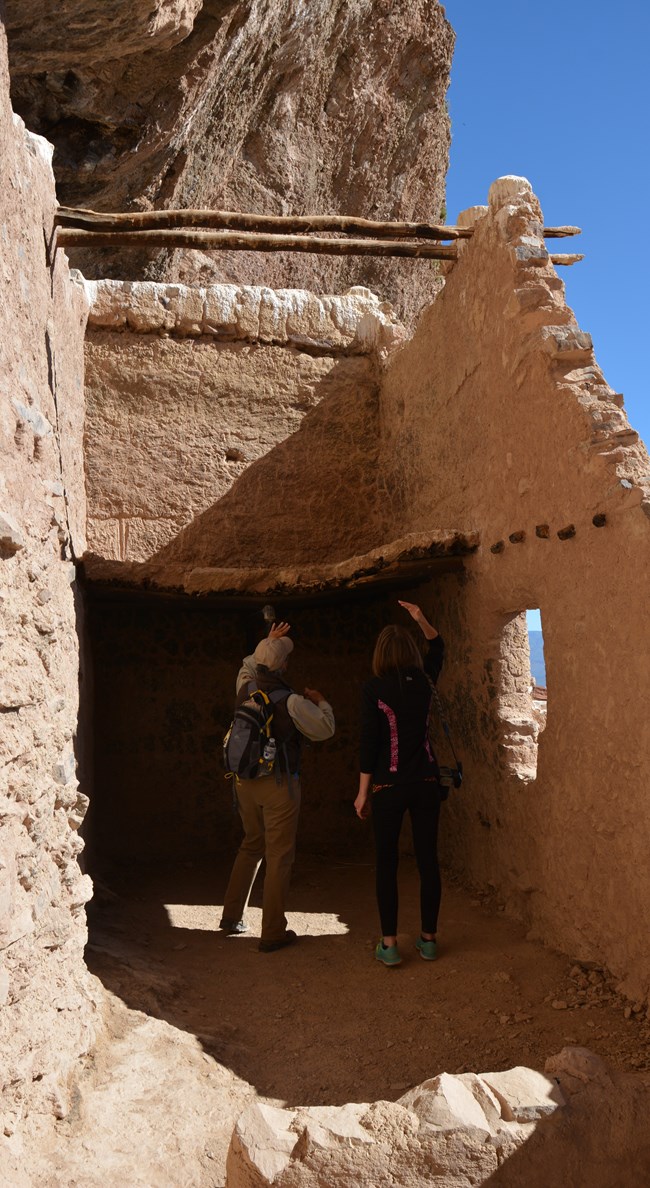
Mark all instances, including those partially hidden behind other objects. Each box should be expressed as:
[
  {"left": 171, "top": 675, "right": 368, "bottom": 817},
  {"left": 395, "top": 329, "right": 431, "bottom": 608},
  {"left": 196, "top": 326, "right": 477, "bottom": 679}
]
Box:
[{"left": 81, "top": 529, "right": 479, "bottom": 607}]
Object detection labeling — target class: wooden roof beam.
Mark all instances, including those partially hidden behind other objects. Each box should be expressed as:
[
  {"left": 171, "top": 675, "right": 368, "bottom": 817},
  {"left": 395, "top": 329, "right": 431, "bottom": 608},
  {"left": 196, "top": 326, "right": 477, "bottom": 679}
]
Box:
[
  {"left": 55, "top": 205, "right": 581, "bottom": 242},
  {"left": 55, "top": 227, "right": 583, "bottom": 264}
]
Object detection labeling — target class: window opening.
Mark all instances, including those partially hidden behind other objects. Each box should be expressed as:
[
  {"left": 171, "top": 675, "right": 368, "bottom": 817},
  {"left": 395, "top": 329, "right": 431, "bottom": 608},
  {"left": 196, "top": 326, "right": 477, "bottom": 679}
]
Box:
[{"left": 497, "top": 607, "right": 547, "bottom": 782}]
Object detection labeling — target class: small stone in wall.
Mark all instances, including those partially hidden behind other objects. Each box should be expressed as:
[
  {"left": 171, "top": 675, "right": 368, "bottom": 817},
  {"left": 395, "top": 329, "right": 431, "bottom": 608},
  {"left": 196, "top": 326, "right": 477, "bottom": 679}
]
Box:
[{"left": 0, "top": 512, "right": 26, "bottom": 555}]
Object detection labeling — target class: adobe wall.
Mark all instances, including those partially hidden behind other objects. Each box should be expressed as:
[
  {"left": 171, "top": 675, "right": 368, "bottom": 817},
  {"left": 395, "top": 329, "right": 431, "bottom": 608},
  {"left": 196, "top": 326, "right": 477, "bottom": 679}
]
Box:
[
  {"left": 0, "top": 23, "right": 95, "bottom": 1145},
  {"left": 83, "top": 281, "right": 403, "bottom": 576},
  {"left": 81, "top": 179, "right": 650, "bottom": 1002},
  {"left": 81, "top": 284, "right": 464, "bottom": 869},
  {"left": 379, "top": 176, "right": 650, "bottom": 1000}
]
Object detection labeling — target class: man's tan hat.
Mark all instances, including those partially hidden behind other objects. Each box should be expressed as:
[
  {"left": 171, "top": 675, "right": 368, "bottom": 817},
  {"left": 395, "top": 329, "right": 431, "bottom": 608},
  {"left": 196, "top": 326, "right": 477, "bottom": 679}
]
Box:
[{"left": 253, "top": 637, "right": 293, "bottom": 671}]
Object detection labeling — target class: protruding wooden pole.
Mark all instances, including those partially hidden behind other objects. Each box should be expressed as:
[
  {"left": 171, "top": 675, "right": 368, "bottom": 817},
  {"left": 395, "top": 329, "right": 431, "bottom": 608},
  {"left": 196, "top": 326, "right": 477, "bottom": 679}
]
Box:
[
  {"left": 56, "top": 227, "right": 461, "bottom": 259},
  {"left": 543, "top": 226, "right": 581, "bottom": 238},
  {"left": 549, "top": 253, "right": 584, "bottom": 266},
  {"left": 55, "top": 205, "right": 582, "bottom": 241},
  {"left": 55, "top": 207, "right": 472, "bottom": 241}
]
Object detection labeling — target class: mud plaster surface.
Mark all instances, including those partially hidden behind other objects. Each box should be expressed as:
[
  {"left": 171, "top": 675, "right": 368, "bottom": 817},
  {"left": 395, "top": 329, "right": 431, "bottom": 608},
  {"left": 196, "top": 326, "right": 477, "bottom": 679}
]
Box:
[{"left": 83, "top": 855, "right": 650, "bottom": 1166}]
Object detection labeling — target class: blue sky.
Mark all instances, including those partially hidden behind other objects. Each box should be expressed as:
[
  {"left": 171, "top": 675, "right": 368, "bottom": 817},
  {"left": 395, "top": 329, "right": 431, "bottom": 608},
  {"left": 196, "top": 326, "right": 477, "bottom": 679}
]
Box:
[{"left": 443, "top": 0, "right": 649, "bottom": 449}]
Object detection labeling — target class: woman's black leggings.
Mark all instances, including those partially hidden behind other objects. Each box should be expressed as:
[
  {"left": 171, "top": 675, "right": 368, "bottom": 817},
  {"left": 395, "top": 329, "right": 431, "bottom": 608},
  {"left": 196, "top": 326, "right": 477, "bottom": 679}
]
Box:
[{"left": 371, "top": 780, "right": 442, "bottom": 937}]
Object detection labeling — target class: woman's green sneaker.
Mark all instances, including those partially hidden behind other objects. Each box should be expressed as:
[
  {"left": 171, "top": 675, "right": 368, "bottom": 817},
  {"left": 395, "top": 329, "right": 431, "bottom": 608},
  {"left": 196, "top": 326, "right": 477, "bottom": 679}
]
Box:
[
  {"left": 375, "top": 940, "right": 402, "bottom": 967},
  {"left": 416, "top": 936, "right": 438, "bottom": 961}
]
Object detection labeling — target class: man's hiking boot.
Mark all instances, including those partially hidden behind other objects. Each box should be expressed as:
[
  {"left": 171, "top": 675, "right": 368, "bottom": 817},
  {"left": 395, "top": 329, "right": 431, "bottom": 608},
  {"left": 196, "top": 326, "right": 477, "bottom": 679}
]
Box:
[
  {"left": 259, "top": 929, "right": 297, "bottom": 953},
  {"left": 375, "top": 940, "right": 402, "bottom": 967}
]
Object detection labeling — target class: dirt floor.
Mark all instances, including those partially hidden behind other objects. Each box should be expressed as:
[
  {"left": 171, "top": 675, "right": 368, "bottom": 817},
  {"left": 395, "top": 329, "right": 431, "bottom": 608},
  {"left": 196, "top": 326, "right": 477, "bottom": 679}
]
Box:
[{"left": 86, "top": 850, "right": 650, "bottom": 1114}]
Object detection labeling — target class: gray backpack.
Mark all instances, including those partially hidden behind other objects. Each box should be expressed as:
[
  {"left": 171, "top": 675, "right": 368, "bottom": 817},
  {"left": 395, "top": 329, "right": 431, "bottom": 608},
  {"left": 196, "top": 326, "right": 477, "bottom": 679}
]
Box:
[{"left": 223, "top": 686, "right": 289, "bottom": 780}]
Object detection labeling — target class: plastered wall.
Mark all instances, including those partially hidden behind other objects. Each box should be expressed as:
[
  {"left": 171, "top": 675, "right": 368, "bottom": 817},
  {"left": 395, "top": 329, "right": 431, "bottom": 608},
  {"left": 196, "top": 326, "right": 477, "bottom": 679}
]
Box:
[
  {"left": 83, "top": 282, "right": 403, "bottom": 578},
  {"left": 378, "top": 176, "right": 650, "bottom": 1000}
]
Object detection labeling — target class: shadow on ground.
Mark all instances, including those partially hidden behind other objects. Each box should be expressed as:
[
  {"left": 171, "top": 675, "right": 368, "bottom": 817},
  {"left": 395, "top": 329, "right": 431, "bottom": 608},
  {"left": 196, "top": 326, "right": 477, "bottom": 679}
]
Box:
[{"left": 85, "top": 852, "right": 650, "bottom": 1110}]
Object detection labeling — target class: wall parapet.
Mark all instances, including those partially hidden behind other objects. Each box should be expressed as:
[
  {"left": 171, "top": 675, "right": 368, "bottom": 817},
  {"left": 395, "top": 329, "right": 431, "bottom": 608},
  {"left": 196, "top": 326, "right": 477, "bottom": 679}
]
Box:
[{"left": 82, "top": 278, "right": 405, "bottom": 355}]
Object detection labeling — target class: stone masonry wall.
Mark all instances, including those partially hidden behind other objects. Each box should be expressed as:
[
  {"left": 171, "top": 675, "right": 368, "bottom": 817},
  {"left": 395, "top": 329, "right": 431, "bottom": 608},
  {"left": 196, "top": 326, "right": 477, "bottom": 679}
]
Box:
[
  {"left": 379, "top": 176, "right": 650, "bottom": 1001},
  {"left": 0, "top": 23, "right": 94, "bottom": 1152}
]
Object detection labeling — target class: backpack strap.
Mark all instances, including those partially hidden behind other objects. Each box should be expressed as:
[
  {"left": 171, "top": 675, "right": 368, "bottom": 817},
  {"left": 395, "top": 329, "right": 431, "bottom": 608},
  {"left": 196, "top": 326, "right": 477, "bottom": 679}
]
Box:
[
  {"left": 427, "top": 677, "right": 463, "bottom": 784},
  {"left": 247, "top": 683, "right": 291, "bottom": 704},
  {"left": 245, "top": 684, "right": 297, "bottom": 788}
]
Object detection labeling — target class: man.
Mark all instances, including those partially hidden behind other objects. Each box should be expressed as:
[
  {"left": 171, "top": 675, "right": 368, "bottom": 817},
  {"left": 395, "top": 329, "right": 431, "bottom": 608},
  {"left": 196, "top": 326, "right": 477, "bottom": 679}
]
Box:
[{"left": 220, "top": 621, "right": 335, "bottom": 951}]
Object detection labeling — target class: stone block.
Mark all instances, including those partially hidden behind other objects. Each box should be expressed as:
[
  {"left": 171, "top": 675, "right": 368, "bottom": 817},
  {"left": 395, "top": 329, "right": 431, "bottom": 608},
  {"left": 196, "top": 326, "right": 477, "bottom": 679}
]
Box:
[
  {"left": 202, "top": 285, "right": 241, "bottom": 335},
  {"left": 124, "top": 282, "right": 168, "bottom": 332},
  {"left": 513, "top": 236, "right": 548, "bottom": 263},
  {"left": 11, "top": 400, "right": 52, "bottom": 438},
  {"left": 539, "top": 325, "right": 593, "bottom": 360},
  {"left": 162, "top": 284, "right": 205, "bottom": 335},
  {"left": 296, "top": 1103, "right": 373, "bottom": 1148},
  {"left": 52, "top": 750, "right": 76, "bottom": 787},
  {"left": 458, "top": 1072, "right": 503, "bottom": 1130},
  {"left": 83, "top": 279, "right": 127, "bottom": 327},
  {"left": 228, "top": 1101, "right": 297, "bottom": 1184},
  {"left": 488, "top": 175, "right": 533, "bottom": 208},
  {"left": 0, "top": 512, "right": 25, "bottom": 555},
  {"left": 232, "top": 287, "right": 262, "bottom": 339},
  {"left": 481, "top": 1066, "right": 565, "bottom": 1122},
  {"left": 399, "top": 1071, "right": 492, "bottom": 1132},
  {"left": 457, "top": 204, "right": 488, "bottom": 229}
]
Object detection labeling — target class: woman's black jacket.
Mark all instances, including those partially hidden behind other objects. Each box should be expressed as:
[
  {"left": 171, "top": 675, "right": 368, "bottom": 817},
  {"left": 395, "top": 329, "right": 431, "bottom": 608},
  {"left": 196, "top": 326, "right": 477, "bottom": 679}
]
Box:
[{"left": 360, "top": 636, "right": 444, "bottom": 786}]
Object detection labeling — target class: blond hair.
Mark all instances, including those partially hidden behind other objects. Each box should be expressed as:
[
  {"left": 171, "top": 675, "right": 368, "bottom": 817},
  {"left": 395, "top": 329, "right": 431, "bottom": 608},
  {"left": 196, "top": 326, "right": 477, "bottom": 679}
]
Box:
[{"left": 372, "top": 625, "right": 423, "bottom": 678}]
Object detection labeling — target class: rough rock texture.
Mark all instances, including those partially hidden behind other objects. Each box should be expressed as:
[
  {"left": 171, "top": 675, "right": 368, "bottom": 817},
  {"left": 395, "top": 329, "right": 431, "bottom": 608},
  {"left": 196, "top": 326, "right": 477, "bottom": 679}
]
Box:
[
  {"left": 82, "top": 282, "right": 402, "bottom": 568},
  {"left": 18, "top": 988, "right": 255, "bottom": 1188},
  {"left": 225, "top": 1049, "right": 650, "bottom": 1188},
  {"left": 3, "top": 1, "right": 204, "bottom": 72},
  {"left": 0, "top": 21, "right": 94, "bottom": 1155},
  {"left": 378, "top": 176, "right": 650, "bottom": 1002},
  {"left": 5, "top": 0, "right": 453, "bottom": 323},
  {"left": 225, "top": 1063, "right": 563, "bottom": 1186}
]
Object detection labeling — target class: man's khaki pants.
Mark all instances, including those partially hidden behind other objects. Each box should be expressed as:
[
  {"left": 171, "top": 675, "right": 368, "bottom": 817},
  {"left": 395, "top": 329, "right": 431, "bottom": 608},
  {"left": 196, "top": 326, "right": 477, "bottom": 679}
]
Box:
[{"left": 222, "top": 773, "right": 301, "bottom": 944}]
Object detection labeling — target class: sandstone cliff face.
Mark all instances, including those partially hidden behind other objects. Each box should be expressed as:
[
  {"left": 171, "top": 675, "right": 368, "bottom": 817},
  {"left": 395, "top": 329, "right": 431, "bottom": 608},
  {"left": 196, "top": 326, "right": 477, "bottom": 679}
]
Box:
[
  {"left": 5, "top": 0, "right": 453, "bottom": 323},
  {"left": 0, "top": 22, "right": 94, "bottom": 1142}
]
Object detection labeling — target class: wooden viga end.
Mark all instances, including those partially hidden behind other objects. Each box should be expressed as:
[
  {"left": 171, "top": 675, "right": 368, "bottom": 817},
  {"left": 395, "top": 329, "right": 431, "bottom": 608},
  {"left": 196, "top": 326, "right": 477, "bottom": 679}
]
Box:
[{"left": 54, "top": 206, "right": 583, "bottom": 266}]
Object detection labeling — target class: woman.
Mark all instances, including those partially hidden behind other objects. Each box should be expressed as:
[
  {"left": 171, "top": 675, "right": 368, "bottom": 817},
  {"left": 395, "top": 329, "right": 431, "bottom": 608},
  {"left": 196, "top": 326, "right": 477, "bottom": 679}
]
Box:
[{"left": 354, "top": 600, "right": 444, "bottom": 967}]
